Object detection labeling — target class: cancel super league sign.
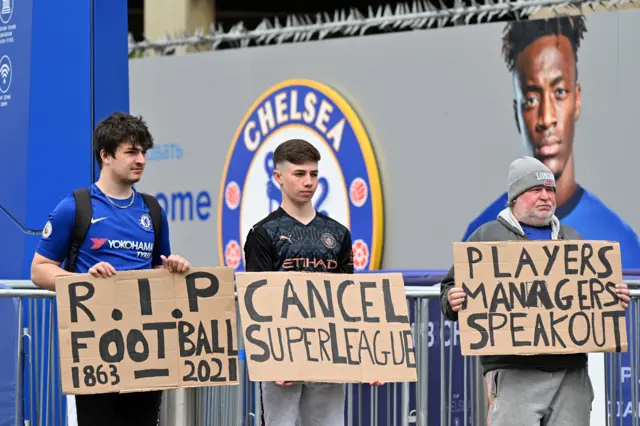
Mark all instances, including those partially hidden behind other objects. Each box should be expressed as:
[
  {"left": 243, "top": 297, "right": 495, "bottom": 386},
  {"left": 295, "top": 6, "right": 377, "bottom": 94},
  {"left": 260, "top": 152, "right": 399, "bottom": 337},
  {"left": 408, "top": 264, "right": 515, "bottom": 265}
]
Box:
[
  {"left": 235, "top": 272, "right": 417, "bottom": 383},
  {"left": 453, "top": 240, "right": 628, "bottom": 356},
  {"left": 55, "top": 267, "right": 239, "bottom": 395}
]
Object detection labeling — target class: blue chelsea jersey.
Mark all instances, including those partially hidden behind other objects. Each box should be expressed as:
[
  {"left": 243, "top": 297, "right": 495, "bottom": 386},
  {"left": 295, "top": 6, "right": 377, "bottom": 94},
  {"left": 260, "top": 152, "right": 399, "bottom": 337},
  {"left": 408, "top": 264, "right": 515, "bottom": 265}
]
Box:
[
  {"left": 36, "top": 184, "right": 171, "bottom": 273},
  {"left": 463, "top": 185, "right": 640, "bottom": 270}
]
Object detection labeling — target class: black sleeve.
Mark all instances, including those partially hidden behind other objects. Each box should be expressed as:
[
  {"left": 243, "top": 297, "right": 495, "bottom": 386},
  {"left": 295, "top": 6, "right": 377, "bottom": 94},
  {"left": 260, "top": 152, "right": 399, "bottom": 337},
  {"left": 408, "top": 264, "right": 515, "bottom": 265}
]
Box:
[
  {"left": 337, "top": 229, "right": 354, "bottom": 274},
  {"left": 244, "top": 226, "right": 276, "bottom": 272},
  {"left": 440, "top": 227, "right": 482, "bottom": 321},
  {"left": 562, "top": 224, "right": 584, "bottom": 240},
  {"left": 440, "top": 266, "right": 458, "bottom": 321}
]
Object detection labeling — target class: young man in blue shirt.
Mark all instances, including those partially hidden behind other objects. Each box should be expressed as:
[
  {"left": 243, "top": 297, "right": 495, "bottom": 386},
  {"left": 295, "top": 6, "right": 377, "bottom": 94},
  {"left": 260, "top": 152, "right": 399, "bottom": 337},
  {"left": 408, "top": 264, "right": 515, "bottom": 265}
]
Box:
[
  {"left": 30, "top": 112, "right": 190, "bottom": 426},
  {"left": 463, "top": 16, "right": 640, "bottom": 270}
]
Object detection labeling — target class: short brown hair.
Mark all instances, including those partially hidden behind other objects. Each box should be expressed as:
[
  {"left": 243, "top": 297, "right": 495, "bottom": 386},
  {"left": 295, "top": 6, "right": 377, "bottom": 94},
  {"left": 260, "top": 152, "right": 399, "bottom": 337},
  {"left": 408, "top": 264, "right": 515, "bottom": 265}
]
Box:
[
  {"left": 94, "top": 112, "right": 154, "bottom": 169},
  {"left": 273, "top": 139, "right": 321, "bottom": 166}
]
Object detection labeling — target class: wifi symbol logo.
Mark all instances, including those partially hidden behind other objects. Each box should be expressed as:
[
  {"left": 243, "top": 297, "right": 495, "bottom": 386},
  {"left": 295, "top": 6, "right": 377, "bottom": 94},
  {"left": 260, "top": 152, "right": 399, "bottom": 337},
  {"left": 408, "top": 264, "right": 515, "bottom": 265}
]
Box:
[
  {"left": 0, "top": 63, "right": 9, "bottom": 80},
  {"left": 0, "top": 55, "right": 11, "bottom": 94}
]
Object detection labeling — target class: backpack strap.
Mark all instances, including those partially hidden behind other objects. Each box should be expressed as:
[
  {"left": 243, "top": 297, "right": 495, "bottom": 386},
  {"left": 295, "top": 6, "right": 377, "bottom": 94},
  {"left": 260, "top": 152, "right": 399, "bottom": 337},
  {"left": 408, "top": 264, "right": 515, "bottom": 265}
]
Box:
[
  {"left": 66, "top": 188, "right": 93, "bottom": 272},
  {"left": 140, "top": 192, "right": 163, "bottom": 265}
]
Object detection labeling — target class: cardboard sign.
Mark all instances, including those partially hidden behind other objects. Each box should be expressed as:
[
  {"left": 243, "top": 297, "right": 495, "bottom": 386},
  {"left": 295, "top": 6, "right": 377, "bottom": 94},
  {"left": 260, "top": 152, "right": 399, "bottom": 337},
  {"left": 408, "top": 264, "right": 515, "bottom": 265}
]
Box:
[
  {"left": 235, "top": 272, "right": 417, "bottom": 383},
  {"left": 55, "top": 267, "right": 239, "bottom": 395},
  {"left": 453, "top": 240, "right": 628, "bottom": 356}
]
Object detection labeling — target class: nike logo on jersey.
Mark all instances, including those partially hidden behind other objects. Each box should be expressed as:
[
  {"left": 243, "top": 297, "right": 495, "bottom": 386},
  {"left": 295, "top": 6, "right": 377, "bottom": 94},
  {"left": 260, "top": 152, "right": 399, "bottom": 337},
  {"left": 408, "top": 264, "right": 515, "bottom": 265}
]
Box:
[{"left": 91, "top": 217, "right": 108, "bottom": 224}]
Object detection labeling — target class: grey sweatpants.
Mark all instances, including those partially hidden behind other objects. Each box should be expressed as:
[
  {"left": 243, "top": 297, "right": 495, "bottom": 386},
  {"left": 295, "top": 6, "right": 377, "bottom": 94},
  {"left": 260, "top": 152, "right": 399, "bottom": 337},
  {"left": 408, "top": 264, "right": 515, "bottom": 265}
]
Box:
[
  {"left": 261, "top": 382, "right": 345, "bottom": 426},
  {"left": 484, "top": 367, "right": 594, "bottom": 426}
]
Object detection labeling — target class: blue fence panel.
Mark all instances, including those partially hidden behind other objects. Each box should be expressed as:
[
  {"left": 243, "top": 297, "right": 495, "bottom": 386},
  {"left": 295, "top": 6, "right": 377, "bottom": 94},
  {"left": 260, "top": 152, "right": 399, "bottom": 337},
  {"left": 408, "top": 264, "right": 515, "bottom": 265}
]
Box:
[
  {"left": 22, "top": 298, "right": 66, "bottom": 426},
  {"left": 0, "top": 284, "right": 20, "bottom": 426},
  {"left": 606, "top": 290, "right": 640, "bottom": 424},
  {"left": 342, "top": 270, "right": 473, "bottom": 426}
]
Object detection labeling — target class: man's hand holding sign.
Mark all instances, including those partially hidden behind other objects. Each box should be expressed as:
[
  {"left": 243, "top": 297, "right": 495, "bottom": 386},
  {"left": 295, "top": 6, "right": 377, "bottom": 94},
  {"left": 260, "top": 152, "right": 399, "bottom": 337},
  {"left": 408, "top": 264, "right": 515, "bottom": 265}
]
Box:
[
  {"left": 452, "top": 240, "right": 629, "bottom": 356},
  {"left": 86, "top": 254, "right": 191, "bottom": 278}
]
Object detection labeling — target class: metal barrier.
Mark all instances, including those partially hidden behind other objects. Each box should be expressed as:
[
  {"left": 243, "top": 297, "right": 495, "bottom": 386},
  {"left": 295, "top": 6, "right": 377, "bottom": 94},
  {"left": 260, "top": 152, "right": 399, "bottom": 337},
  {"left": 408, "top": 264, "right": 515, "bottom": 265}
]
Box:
[
  {"left": 1, "top": 278, "right": 639, "bottom": 426},
  {"left": 607, "top": 286, "right": 640, "bottom": 426},
  {"left": 0, "top": 286, "right": 64, "bottom": 426}
]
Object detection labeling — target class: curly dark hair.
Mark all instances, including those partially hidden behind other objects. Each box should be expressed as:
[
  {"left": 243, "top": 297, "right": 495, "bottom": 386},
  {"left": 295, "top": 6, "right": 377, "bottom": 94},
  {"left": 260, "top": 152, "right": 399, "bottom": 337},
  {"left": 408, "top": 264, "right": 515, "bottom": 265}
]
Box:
[
  {"left": 93, "top": 112, "right": 154, "bottom": 168},
  {"left": 501, "top": 15, "right": 587, "bottom": 76}
]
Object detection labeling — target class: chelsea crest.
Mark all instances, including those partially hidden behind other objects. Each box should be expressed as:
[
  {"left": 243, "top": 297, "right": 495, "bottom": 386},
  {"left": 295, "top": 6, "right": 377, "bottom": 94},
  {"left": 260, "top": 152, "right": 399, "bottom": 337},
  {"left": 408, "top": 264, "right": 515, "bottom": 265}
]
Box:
[{"left": 217, "top": 79, "right": 385, "bottom": 271}]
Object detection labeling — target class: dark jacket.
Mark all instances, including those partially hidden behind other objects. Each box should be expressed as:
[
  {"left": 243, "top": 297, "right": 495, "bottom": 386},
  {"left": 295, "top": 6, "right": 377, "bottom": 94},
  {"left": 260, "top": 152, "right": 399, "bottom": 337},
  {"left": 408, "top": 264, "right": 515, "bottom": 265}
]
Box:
[{"left": 440, "top": 208, "right": 587, "bottom": 375}]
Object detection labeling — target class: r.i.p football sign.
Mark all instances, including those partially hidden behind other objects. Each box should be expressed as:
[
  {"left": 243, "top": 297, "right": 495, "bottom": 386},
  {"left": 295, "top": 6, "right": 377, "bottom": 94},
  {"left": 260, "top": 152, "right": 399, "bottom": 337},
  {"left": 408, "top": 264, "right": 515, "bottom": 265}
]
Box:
[{"left": 54, "top": 267, "right": 239, "bottom": 394}]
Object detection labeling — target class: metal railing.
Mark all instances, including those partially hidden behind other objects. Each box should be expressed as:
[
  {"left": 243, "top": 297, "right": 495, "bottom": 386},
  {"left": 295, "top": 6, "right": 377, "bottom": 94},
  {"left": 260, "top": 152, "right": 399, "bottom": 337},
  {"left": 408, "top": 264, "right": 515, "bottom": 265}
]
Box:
[{"left": 1, "top": 276, "right": 639, "bottom": 426}]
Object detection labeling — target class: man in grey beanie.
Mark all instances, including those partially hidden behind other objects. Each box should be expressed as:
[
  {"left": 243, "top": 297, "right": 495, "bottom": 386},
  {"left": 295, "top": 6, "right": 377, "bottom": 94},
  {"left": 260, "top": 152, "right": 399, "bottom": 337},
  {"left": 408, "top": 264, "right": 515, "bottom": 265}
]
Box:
[{"left": 439, "top": 156, "right": 631, "bottom": 426}]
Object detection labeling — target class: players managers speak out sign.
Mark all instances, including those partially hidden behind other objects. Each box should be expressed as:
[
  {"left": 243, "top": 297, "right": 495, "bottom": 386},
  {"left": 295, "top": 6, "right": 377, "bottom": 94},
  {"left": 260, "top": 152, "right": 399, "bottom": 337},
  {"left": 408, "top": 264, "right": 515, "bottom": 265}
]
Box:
[{"left": 453, "top": 240, "right": 628, "bottom": 356}]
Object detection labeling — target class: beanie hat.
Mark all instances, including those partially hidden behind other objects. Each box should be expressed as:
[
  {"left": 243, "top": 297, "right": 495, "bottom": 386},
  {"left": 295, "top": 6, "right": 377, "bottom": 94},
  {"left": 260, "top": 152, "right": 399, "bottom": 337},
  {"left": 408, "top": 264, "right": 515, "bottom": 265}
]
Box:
[{"left": 508, "top": 156, "right": 556, "bottom": 202}]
